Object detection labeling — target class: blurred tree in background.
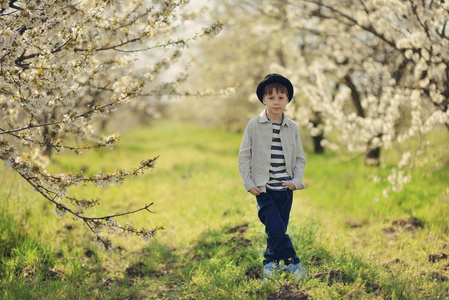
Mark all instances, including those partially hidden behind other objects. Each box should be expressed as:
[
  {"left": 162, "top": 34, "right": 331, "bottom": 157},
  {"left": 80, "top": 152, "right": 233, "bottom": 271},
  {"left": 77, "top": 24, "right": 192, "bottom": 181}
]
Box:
[
  {"left": 285, "top": 0, "right": 449, "bottom": 162},
  {"left": 283, "top": 0, "right": 449, "bottom": 192},
  {"left": 0, "top": 0, "right": 221, "bottom": 249}
]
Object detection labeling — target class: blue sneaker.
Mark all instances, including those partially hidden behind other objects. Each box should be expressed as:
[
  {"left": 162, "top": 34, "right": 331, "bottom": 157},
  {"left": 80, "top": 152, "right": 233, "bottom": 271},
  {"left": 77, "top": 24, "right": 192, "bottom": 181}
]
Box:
[
  {"left": 263, "top": 262, "right": 280, "bottom": 281},
  {"left": 283, "top": 263, "right": 307, "bottom": 281}
]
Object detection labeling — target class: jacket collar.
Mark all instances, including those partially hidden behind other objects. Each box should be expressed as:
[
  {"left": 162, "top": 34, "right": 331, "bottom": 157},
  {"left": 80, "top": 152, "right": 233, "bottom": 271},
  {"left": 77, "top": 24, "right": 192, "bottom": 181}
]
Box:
[{"left": 258, "top": 109, "right": 289, "bottom": 126}]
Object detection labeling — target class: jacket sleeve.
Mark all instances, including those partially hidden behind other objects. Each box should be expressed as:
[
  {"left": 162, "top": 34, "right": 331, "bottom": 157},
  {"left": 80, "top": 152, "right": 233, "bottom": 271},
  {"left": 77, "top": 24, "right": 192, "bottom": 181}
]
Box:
[
  {"left": 291, "top": 127, "right": 306, "bottom": 190},
  {"left": 238, "top": 121, "right": 256, "bottom": 191}
]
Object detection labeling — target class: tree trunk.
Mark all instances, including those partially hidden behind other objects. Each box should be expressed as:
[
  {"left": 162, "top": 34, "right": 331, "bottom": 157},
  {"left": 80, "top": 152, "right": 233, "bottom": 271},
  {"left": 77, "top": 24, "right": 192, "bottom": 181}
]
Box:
[
  {"left": 365, "top": 134, "right": 383, "bottom": 166},
  {"left": 344, "top": 75, "right": 383, "bottom": 165},
  {"left": 311, "top": 112, "right": 325, "bottom": 154},
  {"left": 365, "top": 147, "right": 381, "bottom": 166},
  {"left": 312, "top": 134, "right": 325, "bottom": 154}
]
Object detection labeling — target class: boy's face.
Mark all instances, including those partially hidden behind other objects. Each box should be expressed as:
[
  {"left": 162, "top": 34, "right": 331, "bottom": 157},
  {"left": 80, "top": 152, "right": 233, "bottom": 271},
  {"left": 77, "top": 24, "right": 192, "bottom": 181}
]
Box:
[{"left": 262, "top": 89, "right": 289, "bottom": 118}]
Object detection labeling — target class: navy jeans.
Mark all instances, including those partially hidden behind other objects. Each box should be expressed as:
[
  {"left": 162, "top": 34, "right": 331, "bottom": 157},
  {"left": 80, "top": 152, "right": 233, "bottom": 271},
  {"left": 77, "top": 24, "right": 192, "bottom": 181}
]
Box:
[{"left": 256, "top": 189, "right": 300, "bottom": 266}]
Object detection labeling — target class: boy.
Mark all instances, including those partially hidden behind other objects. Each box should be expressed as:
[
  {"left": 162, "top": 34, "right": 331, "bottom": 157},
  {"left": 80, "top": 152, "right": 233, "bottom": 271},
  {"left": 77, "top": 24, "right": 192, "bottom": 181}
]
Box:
[{"left": 238, "top": 73, "right": 307, "bottom": 281}]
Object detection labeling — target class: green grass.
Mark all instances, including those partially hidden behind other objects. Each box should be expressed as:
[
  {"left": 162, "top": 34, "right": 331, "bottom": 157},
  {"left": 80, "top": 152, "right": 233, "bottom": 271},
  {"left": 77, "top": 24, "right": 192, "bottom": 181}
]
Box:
[{"left": 1, "top": 120, "right": 448, "bottom": 299}]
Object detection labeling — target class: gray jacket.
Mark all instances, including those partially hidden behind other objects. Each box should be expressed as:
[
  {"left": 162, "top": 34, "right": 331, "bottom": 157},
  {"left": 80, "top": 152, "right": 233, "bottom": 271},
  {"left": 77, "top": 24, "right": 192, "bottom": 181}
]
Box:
[{"left": 238, "top": 110, "right": 306, "bottom": 193}]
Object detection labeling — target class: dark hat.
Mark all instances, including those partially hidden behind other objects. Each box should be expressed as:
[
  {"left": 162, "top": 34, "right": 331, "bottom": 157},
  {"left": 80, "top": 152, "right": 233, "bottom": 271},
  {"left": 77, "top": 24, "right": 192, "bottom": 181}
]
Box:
[{"left": 256, "top": 73, "right": 294, "bottom": 103}]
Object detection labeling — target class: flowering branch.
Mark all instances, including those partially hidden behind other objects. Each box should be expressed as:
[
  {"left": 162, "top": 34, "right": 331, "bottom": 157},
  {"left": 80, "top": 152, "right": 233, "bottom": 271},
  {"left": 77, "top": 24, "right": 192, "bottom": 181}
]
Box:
[
  {"left": 0, "top": 0, "right": 222, "bottom": 250},
  {"left": 10, "top": 154, "right": 160, "bottom": 250},
  {"left": 0, "top": 93, "right": 129, "bottom": 135}
]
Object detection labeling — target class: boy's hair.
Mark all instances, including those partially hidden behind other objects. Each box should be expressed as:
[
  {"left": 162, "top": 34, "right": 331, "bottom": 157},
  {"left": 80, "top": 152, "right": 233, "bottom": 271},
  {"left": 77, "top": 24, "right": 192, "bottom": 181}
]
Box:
[{"left": 263, "top": 83, "right": 289, "bottom": 99}]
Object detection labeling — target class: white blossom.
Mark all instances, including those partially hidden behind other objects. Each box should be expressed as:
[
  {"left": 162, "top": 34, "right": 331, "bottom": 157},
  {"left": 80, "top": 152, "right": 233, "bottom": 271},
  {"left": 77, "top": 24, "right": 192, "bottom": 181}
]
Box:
[{"left": 0, "top": 0, "right": 216, "bottom": 251}]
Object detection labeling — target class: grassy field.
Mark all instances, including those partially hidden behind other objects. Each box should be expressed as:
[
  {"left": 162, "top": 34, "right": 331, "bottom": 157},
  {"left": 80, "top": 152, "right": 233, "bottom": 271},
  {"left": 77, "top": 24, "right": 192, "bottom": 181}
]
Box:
[{"left": 1, "top": 120, "right": 448, "bottom": 299}]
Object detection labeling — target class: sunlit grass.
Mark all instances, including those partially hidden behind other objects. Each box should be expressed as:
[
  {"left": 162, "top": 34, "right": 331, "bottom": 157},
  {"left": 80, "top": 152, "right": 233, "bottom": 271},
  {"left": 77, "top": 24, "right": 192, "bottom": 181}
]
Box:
[{"left": 1, "top": 120, "right": 448, "bottom": 299}]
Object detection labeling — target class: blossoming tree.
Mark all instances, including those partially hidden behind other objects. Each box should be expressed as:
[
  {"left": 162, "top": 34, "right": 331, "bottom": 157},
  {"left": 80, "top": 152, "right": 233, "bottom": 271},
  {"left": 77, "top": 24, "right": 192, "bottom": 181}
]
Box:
[
  {"left": 280, "top": 0, "right": 449, "bottom": 191},
  {"left": 0, "top": 0, "right": 222, "bottom": 250}
]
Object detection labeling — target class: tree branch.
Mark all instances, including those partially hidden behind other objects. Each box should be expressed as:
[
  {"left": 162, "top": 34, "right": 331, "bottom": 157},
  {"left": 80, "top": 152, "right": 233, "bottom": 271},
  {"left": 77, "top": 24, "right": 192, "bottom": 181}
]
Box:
[
  {"left": 0, "top": 99, "right": 118, "bottom": 135},
  {"left": 14, "top": 157, "right": 160, "bottom": 250},
  {"left": 83, "top": 203, "right": 156, "bottom": 221}
]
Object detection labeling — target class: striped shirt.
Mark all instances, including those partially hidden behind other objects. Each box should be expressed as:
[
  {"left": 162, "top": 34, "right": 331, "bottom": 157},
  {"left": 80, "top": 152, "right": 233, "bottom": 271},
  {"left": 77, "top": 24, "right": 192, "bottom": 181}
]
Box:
[{"left": 266, "top": 122, "right": 291, "bottom": 191}]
